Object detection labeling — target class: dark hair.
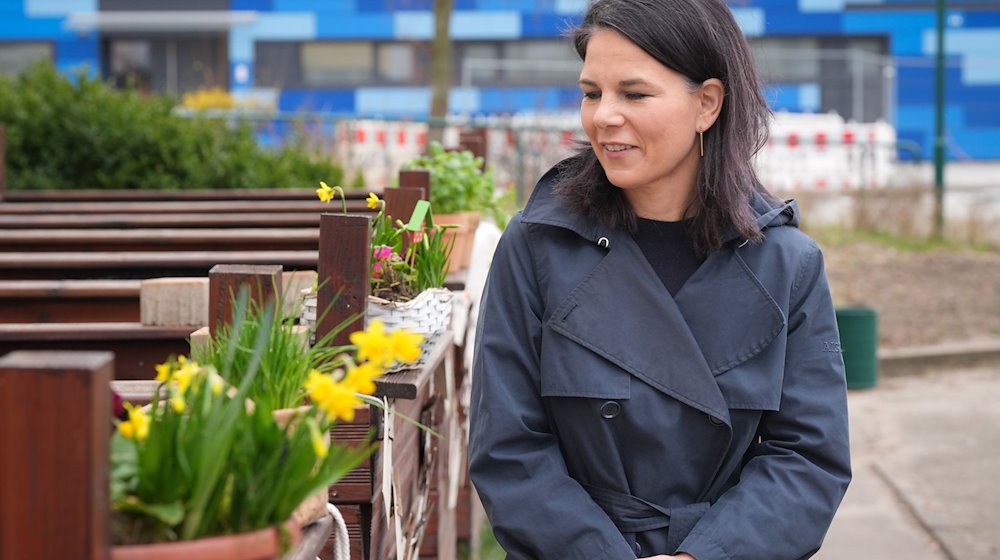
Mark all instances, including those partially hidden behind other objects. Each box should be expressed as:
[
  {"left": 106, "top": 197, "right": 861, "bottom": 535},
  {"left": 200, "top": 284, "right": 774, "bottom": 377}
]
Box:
[{"left": 555, "top": 0, "right": 775, "bottom": 255}]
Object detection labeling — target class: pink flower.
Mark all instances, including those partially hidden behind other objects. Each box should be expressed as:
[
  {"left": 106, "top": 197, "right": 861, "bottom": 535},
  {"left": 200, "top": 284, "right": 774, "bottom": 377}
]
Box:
[{"left": 374, "top": 245, "right": 394, "bottom": 260}]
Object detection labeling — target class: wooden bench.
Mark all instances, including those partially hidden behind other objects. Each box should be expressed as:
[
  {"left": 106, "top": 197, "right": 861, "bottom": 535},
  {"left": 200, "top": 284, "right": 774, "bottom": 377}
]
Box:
[
  {"left": 0, "top": 212, "right": 323, "bottom": 229},
  {"left": 0, "top": 199, "right": 372, "bottom": 215},
  {"left": 0, "top": 279, "right": 141, "bottom": 323},
  {"left": 0, "top": 322, "right": 193, "bottom": 380},
  {"left": 1, "top": 187, "right": 330, "bottom": 202},
  {"left": 0, "top": 250, "right": 319, "bottom": 280},
  {"left": 0, "top": 227, "right": 321, "bottom": 252}
]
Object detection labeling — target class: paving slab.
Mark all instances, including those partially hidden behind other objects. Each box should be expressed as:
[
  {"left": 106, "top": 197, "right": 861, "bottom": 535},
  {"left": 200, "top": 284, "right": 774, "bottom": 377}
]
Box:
[{"left": 816, "top": 366, "right": 1000, "bottom": 559}]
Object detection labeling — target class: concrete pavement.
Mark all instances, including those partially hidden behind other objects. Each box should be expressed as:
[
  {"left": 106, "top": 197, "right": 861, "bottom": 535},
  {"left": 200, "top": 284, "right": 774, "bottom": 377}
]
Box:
[{"left": 816, "top": 365, "right": 1000, "bottom": 559}]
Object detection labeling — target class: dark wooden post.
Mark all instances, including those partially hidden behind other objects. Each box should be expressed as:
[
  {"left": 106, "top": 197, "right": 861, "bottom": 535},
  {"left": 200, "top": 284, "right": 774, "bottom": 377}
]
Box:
[
  {"left": 383, "top": 186, "right": 426, "bottom": 253},
  {"left": 399, "top": 168, "right": 432, "bottom": 200},
  {"left": 383, "top": 187, "right": 425, "bottom": 224},
  {"left": 208, "top": 264, "right": 283, "bottom": 335},
  {"left": 0, "top": 350, "right": 113, "bottom": 560},
  {"left": 317, "top": 213, "right": 370, "bottom": 347},
  {"left": 0, "top": 124, "right": 7, "bottom": 199},
  {"left": 458, "top": 127, "right": 488, "bottom": 167}
]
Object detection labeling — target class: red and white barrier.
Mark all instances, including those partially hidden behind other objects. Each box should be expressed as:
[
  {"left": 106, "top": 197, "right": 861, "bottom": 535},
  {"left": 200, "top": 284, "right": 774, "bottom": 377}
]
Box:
[
  {"left": 330, "top": 112, "right": 897, "bottom": 195},
  {"left": 757, "top": 112, "right": 897, "bottom": 191}
]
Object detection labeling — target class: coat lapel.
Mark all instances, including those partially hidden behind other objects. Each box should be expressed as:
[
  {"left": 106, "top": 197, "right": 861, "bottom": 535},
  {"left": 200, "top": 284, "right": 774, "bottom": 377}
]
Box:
[
  {"left": 548, "top": 230, "right": 731, "bottom": 424},
  {"left": 548, "top": 230, "right": 787, "bottom": 424},
  {"left": 675, "top": 247, "right": 786, "bottom": 376}
]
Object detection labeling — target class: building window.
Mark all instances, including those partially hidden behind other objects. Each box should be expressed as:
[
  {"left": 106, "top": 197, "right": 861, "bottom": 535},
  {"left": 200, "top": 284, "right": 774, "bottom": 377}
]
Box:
[
  {"left": 377, "top": 42, "right": 428, "bottom": 84},
  {"left": 255, "top": 39, "right": 580, "bottom": 89},
  {"left": 456, "top": 42, "right": 501, "bottom": 86},
  {"left": 750, "top": 37, "right": 821, "bottom": 83},
  {"left": 255, "top": 41, "right": 300, "bottom": 89},
  {"left": 0, "top": 42, "right": 53, "bottom": 75},
  {"left": 108, "top": 40, "right": 152, "bottom": 91},
  {"left": 303, "top": 42, "right": 373, "bottom": 87},
  {"left": 501, "top": 40, "right": 581, "bottom": 86},
  {"left": 104, "top": 36, "right": 226, "bottom": 94},
  {"left": 256, "top": 41, "right": 430, "bottom": 88},
  {"left": 750, "top": 36, "right": 889, "bottom": 122},
  {"left": 99, "top": 0, "right": 227, "bottom": 9},
  {"left": 455, "top": 40, "right": 580, "bottom": 87}
]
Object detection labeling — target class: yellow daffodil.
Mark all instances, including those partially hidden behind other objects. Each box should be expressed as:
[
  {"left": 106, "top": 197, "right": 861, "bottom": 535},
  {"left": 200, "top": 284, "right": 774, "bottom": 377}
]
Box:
[
  {"left": 316, "top": 181, "right": 335, "bottom": 203},
  {"left": 170, "top": 393, "right": 186, "bottom": 413},
  {"left": 350, "top": 320, "right": 394, "bottom": 368},
  {"left": 343, "top": 362, "right": 384, "bottom": 395},
  {"left": 366, "top": 192, "right": 381, "bottom": 210},
  {"left": 306, "top": 370, "right": 361, "bottom": 422},
  {"left": 118, "top": 402, "right": 150, "bottom": 442},
  {"left": 389, "top": 329, "right": 425, "bottom": 364},
  {"left": 208, "top": 371, "right": 225, "bottom": 396},
  {"left": 317, "top": 181, "right": 347, "bottom": 213},
  {"left": 172, "top": 364, "right": 195, "bottom": 394},
  {"left": 155, "top": 362, "right": 172, "bottom": 383},
  {"left": 307, "top": 417, "right": 328, "bottom": 459}
]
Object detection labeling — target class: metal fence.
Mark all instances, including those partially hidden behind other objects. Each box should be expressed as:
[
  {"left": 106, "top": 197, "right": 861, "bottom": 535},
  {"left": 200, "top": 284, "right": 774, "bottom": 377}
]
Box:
[{"left": 181, "top": 109, "right": 902, "bottom": 208}]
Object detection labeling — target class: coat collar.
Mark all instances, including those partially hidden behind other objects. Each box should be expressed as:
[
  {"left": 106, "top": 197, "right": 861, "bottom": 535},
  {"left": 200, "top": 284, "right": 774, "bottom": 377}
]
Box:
[
  {"left": 533, "top": 163, "right": 792, "bottom": 421},
  {"left": 519, "top": 162, "right": 800, "bottom": 246},
  {"left": 519, "top": 165, "right": 607, "bottom": 243}
]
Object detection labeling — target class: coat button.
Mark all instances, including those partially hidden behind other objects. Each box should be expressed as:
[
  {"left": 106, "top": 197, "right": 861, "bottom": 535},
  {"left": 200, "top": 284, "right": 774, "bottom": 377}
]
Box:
[
  {"left": 708, "top": 414, "right": 724, "bottom": 426},
  {"left": 599, "top": 401, "right": 621, "bottom": 419}
]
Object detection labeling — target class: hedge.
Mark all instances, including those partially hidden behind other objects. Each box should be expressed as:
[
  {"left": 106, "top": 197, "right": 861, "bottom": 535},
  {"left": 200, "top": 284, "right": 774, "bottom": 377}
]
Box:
[{"left": 0, "top": 62, "right": 343, "bottom": 190}]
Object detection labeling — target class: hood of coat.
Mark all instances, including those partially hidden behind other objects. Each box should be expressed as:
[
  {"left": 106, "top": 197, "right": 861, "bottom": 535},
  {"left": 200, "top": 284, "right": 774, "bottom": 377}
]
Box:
[{"left": 519, "top": 160, "right": 799, "bottom": 244}]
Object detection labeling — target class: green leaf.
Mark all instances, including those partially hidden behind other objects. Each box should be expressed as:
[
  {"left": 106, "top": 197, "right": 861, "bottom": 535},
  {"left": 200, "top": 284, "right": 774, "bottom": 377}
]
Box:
[
  {"left": 116, "top": 497, "right": 185, "bottom": 526},
  {"left": 405, "top": 200, "right": 433, "bottom": 231}
]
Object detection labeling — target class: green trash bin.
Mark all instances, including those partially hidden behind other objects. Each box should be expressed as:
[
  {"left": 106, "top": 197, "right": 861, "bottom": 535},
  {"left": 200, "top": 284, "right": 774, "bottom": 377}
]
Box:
[{"left": 835, "top": 306, "right": 878, "bottom": 389}]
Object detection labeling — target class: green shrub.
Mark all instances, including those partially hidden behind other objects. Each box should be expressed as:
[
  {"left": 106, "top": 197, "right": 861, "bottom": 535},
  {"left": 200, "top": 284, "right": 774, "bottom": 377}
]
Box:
[
  {"left": 0, "top": 62, "right": 343, "bottom": 190},
  {"left": 401, "top": 141, "right": 510, "bottom": 228}
]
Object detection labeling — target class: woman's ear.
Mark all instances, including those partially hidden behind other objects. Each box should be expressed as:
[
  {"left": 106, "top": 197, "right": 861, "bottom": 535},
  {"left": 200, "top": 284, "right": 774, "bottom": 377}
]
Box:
[{"left": 697, "top": 78, "right": 724, "bottom": 131}]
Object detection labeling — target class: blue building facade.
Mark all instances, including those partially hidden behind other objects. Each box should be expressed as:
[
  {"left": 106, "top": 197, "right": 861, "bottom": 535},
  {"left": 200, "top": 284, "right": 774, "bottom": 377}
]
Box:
[{"left": 1, "top": 0, "right": 998, "bottom": 159}]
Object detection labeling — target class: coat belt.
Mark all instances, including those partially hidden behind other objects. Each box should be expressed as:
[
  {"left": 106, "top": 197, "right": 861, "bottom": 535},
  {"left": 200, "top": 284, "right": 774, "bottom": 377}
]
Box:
[{"left": 582, "top": 483, "right": 710, "bottom": 552}]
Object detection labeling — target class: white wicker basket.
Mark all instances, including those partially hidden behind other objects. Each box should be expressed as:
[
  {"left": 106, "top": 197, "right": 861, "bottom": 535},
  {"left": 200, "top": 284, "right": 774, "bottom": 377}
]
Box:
[
  {"left": 301, "top": 288, "right": 451, "bottom": 372},
  {"left": 366, "top": 287, "right": 453, "bottom": 337},
  {"left": 301, "top": 287, "right": 452, "bottom": 347}
]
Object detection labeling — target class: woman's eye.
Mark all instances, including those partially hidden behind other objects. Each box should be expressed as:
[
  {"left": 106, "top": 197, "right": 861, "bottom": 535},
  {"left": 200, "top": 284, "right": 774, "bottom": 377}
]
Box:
[
  {"left": 625, "top": 92, "right": 648, "bottom": 100},
  {"left": 582, "top": 91, "right": 601, "bottom": 100}
]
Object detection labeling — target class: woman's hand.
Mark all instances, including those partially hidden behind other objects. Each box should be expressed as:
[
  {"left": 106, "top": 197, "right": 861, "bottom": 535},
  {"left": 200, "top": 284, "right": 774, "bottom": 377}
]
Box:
[{"left": 639, "top": 554, "right": 696, "bottom": 560}]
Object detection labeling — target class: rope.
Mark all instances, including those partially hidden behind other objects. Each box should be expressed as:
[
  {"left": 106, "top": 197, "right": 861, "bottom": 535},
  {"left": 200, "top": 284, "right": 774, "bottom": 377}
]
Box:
[{"left": 326, "top": 502, "right": 351, "bottom": 560}]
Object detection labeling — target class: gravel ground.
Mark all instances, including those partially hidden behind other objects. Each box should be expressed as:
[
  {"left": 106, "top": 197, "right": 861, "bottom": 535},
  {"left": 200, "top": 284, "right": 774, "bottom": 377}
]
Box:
[{"left": 816, "top": 235, "right": 1000, "bottom": 349}]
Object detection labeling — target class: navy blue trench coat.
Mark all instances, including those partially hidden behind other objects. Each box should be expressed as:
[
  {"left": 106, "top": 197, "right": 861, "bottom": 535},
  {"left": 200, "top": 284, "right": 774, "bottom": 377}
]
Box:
[{"left": 468, "top": 167, "right": 852, "bottom": 560}]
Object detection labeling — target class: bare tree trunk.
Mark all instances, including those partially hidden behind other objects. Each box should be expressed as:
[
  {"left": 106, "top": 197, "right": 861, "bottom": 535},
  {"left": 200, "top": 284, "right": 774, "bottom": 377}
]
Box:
[{"left": 428, "top": 0, "right": 453, "bottom": 148}]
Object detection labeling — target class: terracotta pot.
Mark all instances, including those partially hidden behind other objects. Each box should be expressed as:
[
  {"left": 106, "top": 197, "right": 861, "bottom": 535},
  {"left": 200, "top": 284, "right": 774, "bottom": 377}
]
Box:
[
  {"left": 436, "top": 211, "right": 480, "bottom": 272},
  {"left": 111, "top": 522, "right": 300, "bottom": 560}
]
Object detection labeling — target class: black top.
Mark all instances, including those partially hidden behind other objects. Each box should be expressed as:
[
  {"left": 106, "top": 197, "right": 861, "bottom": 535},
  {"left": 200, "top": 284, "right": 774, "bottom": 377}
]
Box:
[{"left": 632, "top": 217, "right": 701, "bottom": 297}]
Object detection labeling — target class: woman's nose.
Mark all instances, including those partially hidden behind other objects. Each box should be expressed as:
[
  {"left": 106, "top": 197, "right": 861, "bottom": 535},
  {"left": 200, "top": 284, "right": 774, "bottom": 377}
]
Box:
[{"left": 592, "top": 98, "right": 625, "bottom": 129}]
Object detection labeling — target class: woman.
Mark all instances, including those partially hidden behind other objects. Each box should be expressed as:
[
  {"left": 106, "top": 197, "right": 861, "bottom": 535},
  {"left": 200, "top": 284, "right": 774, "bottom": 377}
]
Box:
[{"left": 468, "top": 0, "right": 852, "bottom": 559}]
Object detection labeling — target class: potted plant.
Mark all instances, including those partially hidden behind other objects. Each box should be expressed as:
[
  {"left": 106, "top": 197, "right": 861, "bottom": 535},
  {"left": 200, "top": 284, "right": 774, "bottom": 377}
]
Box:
[
  {"left": 399, "top": 142, "right": 504, "bottom": 270},
  {"left": 109, "top": 292, "right": 424, "bottom": 559},
  {"left": 306, "top": 183, "right": 455, "bottom": 354},
  {"left": 190, "top": 287, "right": 360, "bottom": 527}
]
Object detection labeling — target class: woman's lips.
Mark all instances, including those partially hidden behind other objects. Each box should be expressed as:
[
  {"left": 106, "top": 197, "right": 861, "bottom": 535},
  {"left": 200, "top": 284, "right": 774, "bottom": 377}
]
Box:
[{"left": 602, "top": 143, "right": 636, "bottom": 158}]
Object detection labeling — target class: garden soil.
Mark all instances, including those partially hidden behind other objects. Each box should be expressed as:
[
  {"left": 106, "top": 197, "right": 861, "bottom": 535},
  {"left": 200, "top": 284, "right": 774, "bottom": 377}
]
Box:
[{"left": 818, "top": 239, "right": 1000, "bottom": 349}]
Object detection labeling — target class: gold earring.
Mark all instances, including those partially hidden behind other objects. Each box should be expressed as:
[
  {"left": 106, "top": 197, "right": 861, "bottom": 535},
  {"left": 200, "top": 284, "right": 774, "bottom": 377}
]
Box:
[{"left": 699, "top": 130, "right": 704, "bottom": 157}]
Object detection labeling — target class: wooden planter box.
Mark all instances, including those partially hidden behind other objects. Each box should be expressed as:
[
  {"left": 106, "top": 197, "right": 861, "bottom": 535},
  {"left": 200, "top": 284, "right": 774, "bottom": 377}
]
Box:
[{"left": 323, "top": 331, "right": 456, "bottom": 560}]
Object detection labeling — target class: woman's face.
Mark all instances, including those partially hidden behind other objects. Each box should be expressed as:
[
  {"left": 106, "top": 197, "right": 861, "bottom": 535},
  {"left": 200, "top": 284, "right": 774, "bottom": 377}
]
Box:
[{"left": 579, "top": 28, "right": 704, "bottom": 210}]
